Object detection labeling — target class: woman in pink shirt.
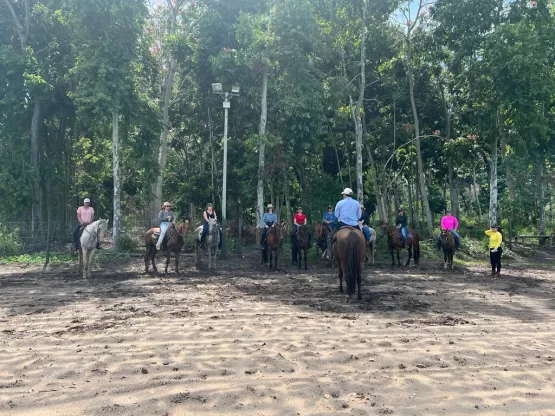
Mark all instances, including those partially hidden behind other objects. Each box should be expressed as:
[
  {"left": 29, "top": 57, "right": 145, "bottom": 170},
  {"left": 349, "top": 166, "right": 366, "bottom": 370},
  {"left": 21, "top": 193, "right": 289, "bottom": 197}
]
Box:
[
  {"left": 73, "top": 198, "right": 100, "bottom": 251},
  {"left": 436, "top": 209, "right": 461, "bottom": 250}
]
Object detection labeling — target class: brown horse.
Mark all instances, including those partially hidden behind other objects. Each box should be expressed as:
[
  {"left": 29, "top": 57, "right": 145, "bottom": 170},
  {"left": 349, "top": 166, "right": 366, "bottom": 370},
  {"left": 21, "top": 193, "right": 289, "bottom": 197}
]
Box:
[
  {"left": 144, "top": 220, "right": 190, "bottom": 274},
  {"left": 314, "top": 223, "right": 334, "bottom": 261},
  {"left": 440, "top": 229, "right": 456, "bottom": 269},
  {"left": 294, "top": 224, "right": 310, "bottom": 270},
  {"left": 262, "top": 224, "right": 281, "bottom": 271},
  {"left": 380, "top": 223, "right": 420, "bottom": 267},
  {"left": 333, "top": 227, "right": 366, "bottom": 300}
]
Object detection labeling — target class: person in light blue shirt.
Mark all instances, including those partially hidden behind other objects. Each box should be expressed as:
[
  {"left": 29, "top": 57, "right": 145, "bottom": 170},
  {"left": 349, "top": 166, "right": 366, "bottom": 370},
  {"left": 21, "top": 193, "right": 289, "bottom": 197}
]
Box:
[
  {"left": 260, "top": 204, "right": 278, "bottom": 247},
  {"left": 322, "top": 205, "right": 337, "bottom": 230},
  {"left": 335, "top": 188, "right": 361, "bottom": 228}
]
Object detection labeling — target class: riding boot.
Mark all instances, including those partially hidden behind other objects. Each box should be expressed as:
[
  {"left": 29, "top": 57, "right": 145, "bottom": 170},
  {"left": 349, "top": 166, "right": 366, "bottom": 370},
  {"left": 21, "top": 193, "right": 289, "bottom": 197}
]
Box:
[{"left": 96, "top": 242, "right": 101, "bottom": 250}]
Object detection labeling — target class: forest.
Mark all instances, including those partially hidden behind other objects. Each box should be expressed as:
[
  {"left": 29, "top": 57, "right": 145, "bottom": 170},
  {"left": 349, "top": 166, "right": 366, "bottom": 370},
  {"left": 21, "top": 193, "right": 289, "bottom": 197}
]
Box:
[{"left": 1, "top": 0, "right": 554, "bottom": 253}]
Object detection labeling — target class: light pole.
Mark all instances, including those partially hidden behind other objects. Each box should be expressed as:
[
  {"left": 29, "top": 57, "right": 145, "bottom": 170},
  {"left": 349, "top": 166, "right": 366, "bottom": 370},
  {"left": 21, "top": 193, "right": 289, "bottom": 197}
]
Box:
[{"left": 211, "top": 83, "right": 240, "bottom": 259}]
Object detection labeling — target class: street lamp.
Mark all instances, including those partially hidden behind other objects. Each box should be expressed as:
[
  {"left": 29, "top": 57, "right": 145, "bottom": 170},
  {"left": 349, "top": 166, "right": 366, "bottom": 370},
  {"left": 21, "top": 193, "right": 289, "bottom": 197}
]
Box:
[{"left": 212, "top": 83, "right": 240, "bottom": 259}]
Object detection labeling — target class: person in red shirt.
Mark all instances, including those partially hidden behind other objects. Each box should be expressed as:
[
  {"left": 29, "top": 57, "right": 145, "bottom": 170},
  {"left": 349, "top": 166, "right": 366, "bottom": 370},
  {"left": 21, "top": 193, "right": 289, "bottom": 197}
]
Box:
[{"left": 291, "top": 208, "right": 312, "bottom": 262}]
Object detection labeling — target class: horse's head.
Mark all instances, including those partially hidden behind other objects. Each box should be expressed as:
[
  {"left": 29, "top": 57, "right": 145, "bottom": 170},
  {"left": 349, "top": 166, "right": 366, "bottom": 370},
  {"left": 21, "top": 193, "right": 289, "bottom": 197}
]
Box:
[
  {"left": 177, "top": 219, "right": 190, "bottom": 236},
  {"left": 97, "top": 219, "right": 109, "bottom": 235},
  {"left": 440, "top": 229, "right": 452, "bottom": 245},
  {"left": 314, "top": 223, "right": 322, "bottom": 238},
  {"left": 297, "top": 224, "right": 308, "bottom": 241},
  {"left": 380, "top": 222, "right": 390, "bottom": 237},
  {"left": 208, "top": 218, "right": 219, "bottom": 234}
]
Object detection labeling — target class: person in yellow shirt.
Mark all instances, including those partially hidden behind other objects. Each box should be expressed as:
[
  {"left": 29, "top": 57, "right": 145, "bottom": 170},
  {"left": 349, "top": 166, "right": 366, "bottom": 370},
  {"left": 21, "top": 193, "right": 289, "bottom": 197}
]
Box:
[{"left": 485, "top": 225, "right": 503, "bottom": 275}]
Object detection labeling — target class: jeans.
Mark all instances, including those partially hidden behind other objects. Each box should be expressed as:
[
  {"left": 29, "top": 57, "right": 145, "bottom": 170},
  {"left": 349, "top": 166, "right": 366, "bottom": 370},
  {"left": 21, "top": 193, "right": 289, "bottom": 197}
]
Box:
[
  {"left": 490, "top": 247, "right": 502, "bottom": 273},
  {"left": 200, "top": 222, "right": 209, "bottom": 243},
  {"left": 260, "top": 227, "right": 269, "bottom": 246},
  {"left": 362, "top": 225, "right": 370, "bottom": 243},
  {"left": 157, "top": 221, "right": 169, "bottom": 246},
  {"left": 400, "top": 226, "right": 407, "bottom": 239},
  {"left": 436, "top": 230, "right": 461, "bottom": 249}
]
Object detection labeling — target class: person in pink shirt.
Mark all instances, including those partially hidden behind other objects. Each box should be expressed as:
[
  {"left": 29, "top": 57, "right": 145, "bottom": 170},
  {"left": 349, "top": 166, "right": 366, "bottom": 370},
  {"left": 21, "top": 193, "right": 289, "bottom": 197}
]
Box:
[
  {"left": 436, "top": 209, "right": 460, "bottom": 250},
  {"left": 73, "top": 198, "right": 100, "bottom": 251}
]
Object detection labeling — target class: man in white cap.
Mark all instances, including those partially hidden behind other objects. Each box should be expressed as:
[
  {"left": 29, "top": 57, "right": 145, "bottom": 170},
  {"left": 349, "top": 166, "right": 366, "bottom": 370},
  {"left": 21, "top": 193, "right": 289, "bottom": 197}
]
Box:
[
  {"left": 334, "top": 188, "right": 361, "bottom": 230},
  {"left": 73, "top": 198, "right": 98, "bottom": 251}
]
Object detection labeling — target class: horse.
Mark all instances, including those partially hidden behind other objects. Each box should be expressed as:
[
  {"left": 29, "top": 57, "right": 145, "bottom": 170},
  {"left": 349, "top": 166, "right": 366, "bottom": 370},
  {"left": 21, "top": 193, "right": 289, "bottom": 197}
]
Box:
[
  {"left": 261, "top": 223, "right": 281, "bottom": 271},
  {"left": 365, "top": 227, "right": 377, "bottom": 265},
  {"left": 144, "top": 220, "right": 190, "bottom": 274},
  {"left": 294, "top": 224, "right": 310, "bottom": 270},
  {"left": 315, "top": 223, "right": 334, "bottom": 261},
  {"left": 333, "top": 227, "right": 366, "bottom": 300},
  {"left": 380, "top": 223, "right": 421, "bottom": 267},
  {"left": 195, "top": 218, "right": 220, "bottom": 269},
  {"left": 440, "top": 229, "right": 456, "bottom": 269},
  {"left": 78, "top": 219, "right": 109, "bottom": 279}
]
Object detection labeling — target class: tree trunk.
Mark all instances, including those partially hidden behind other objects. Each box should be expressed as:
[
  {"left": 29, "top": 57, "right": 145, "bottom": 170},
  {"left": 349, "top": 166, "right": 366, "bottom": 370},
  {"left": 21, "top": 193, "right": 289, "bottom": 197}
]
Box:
[
  {"left": 366, "top": 146, "right": 387, "bottom": 222},
  {"left": 257, "top": 63, "right": 269, "bottom": 227},
  {"left": 31, "top": 97, "right": 42, "bottom": 237},
  {"left": 112, "top": 109, "right": 121, "bottom": 252},
  {"left": 489, "top": 112, "right": 500, "bottom": 226},
  {"left": 237, "top": 200, "right": 243, "bottom": 255},
  {"left": 406, "top": 54, "right": 433, "bottom": 234},
  {"left": 539, "top": 156, "right": 546, "bottom": 237},
  {"left": 208, "top": 106, "right": 217, "bottom": 207},
  {"left": 472, "top": 165, "right": 482, "bottom": 219},
  {"left": 285, "top": 185, "right": 292, "bottom": 229}
]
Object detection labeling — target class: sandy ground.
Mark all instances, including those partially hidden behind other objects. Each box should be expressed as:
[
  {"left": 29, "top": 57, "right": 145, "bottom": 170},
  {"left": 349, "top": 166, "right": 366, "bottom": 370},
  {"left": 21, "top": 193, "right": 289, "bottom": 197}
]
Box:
[{"left": 1, "top": 250, "right": 555, "bottom": 416}]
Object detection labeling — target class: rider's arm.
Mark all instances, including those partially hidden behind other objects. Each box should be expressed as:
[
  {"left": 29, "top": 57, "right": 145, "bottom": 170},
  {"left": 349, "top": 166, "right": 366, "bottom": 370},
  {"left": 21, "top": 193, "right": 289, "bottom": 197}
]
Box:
[
  {"left": 203, "top": 211, "right": 209, "bottom": 222},
  {"left": 453, "top": 217, "right": 459, "bottom": 230},
  {"left": 77, "top": 208, "right": 82, "bottom": 224},
  {"left": 90, "top": 208, "right": 95, "bottom": 223}
]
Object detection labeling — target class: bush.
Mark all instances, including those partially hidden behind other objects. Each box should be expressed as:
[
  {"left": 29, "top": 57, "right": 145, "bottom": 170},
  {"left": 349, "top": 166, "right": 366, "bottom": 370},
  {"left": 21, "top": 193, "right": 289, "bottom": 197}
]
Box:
[
  {"left": 120, "top": 234, "right": 138, "bottom": 252},
  {"left": 0, "top": 223, "right": 23, "bottom": 255}
]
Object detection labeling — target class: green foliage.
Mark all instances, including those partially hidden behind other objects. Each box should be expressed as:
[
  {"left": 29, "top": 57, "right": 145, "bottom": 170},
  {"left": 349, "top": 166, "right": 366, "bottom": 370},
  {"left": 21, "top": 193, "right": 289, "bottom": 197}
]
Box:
[{"left": 0, "top": 223, "right": 23, "bottom": 255}]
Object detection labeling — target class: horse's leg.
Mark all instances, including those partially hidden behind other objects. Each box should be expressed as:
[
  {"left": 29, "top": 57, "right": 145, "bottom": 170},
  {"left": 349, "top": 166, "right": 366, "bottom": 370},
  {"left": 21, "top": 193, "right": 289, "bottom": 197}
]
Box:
[
  {"left": 357, "top": 261, "right": 362, "bottom": 301},
  {"left": 144, "top": 246, "right": 150, "bottom": 273},
  {"left": 304, "top": 248, "right": 308, "bottom": 270},
  {"left": 390, "top": 246, "right": 395, "bottom": 267},
  {"left": 175, "top": 250, "right": 180, "bottom": 274},
  {"left": 165, "top": 251, "right": 170, "bottom": 274},
  {"left": 338, "top": 261, "right": 344, "bottom": 293},
  {"left": 87, "top": 248, "right": 96, "bottom": 278},
  {"left": 78, "top": 248, "right": 83, "bottom": 275},
  {"left": 371, "top": 242, "right": 375, "bottom": 265},
  {"left": 397, "top": 248, "right": 401, "bottom": 267},
  {"left": 406, "top": 245, "right": 412, "bottom": 266},
  {"left": 152, "top": 247, "right": 158, "bottom": 272},
  {"left": 274, "top": 249, "right": 278, "bottom": 271},
  {"left": 444, "top": 249, "right": 447, "bottom": 269},
  {"left": 298, "top": 248, "right": 301, "bottom": 270}
]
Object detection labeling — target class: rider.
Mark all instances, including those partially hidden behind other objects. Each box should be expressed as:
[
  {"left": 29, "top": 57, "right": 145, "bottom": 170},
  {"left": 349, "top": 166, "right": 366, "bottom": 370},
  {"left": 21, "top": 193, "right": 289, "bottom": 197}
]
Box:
[
  {"left": 358, "top": 205, "right": 371, "bottom": 244},
  {"left": 322, "top": 205, "right": 337, "bottom": 230},
  {"left": 334, "top": 188, "right": 361, "bottom": 229},
  {"left": 200, "top": 203, "right": 217, "bottom": 246},
  {"left": 156, "top": 201, "right": 174, "bottom": 250},
  {"left": 396, "top": 207, "right": 408, "bottom": 247},
  {"left": 73, "top": 198, "right": 100, "bottom": 251},
  {"left": 260, "top": 204, "right": 278, "bottom": 248},
  {"left": 291, "top": 207, "right": 312, "bottom": 248},
  {"left": 436, "top": 209, "right": 461, "bottom": 250}
]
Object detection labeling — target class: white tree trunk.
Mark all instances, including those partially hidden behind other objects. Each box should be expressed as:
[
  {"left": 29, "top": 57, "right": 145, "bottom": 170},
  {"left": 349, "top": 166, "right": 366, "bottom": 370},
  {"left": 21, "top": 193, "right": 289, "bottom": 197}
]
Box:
[
  {"left": 257, "top": 63, "right": 269, "bottom": 227},
  {"left": 31, "top": 97, "right": 42, "bottom": 236},
  {"left": 354, "top": 0, "right": 367, "bottom": 204},
  {"left": 488, "top": 134, "right": 498, "bottom": 226},
  {"left": 539, "top": 157, "right": 546, "bottom": 235},
  {"left": 112, "top": 109, "right": 121, "bottom": 252}
]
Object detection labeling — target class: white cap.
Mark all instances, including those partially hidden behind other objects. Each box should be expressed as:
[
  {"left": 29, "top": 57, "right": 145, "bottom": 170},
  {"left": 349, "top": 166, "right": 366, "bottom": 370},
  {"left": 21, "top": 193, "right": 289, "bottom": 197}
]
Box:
[
  {"left": 84, "top": 198, "right": 90, "bottom": 203},
  {"left": 341, "top": 188, "right": 353, "bottom": 195},
  {"left": 267, "top": 204, "right": 273, "bottom": 209},
  {"left": 163, "top": 201, "right": 171, "bottom": 207}
]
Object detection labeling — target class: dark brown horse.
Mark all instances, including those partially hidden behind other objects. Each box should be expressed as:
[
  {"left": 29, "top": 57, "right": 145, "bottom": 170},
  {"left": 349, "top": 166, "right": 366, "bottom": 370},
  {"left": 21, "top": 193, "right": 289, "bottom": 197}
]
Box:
[
  {"left": 314, "top": 223, "right": 334, "bottom": 261},
  {"left": 144, "top": 220, "right": 190, "bottom": 274},
  {"left": 333, "top": 227, "right": 366, "bottom": 300},
  {"left": 440, "top": 229, "right": 456, "bottom": 269},
  {"left": 380, "top": 223, "right": 420, "bottom": 267},
  {"left": 262, "top": 224, "right": 281, "bottom": 271},
  {"left": 294, "top": 224, "right": 310, "bottom": 270}
]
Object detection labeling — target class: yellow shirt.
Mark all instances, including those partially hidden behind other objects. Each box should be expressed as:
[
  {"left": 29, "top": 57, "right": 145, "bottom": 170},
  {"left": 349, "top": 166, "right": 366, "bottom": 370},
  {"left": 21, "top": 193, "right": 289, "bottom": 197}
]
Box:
[{"left": 485, "top": 230, "right": 502, "bottom": 249}]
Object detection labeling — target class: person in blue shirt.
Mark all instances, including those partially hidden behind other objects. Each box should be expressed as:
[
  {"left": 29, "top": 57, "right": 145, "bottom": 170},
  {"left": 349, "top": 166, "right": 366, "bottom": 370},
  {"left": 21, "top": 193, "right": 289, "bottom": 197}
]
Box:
[
  {"left": 396, "top": 207, "right": 408, "bottom": 246},
  {"left": 358, "top": 205, "right": 371, "bottom": 244},
  {"left": 335, "top": 188, "right": 361, "bottom": 228},
  {"left": 260, "top": 204, "right": 278, "bottom": 247},
  {"left": 322, "top": 205, "right": 337, "bottom": 230}
]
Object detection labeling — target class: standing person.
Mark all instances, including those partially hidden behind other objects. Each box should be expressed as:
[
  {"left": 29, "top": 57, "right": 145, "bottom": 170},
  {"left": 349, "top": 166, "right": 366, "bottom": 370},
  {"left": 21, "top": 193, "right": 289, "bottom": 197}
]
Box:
[
  {"left": 485, "top": 225, "right": 503, "bottom": 276},
  {"left": 260, "top": 204, "right": 278, "bottom": 247},
  {"left": 322, "top": 205, "right": 337, "bottom": 230},
  {"left": 73, "top": 198, "right": 99, "bottom": 251},
  {"left": 334, "top": 188, "right": 361, "bottom": 229},
  {"left": 156, "top": 202, "right": 174, "bottom": 250},
  {"left": 358, "top": 205, "right": 371, "bottom": 244},
  {"left": 436, "top": 209, "right": 461, "bottom": 250},
  {"left": 396, "top": 207, "right": 408, "bottom": 247}
]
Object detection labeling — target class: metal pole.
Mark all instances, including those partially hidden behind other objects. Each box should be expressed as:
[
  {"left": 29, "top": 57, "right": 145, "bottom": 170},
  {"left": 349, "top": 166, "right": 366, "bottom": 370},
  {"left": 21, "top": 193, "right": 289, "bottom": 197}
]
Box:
[{"left": 221, "top": 92, "right": 229, "bottom": 259}]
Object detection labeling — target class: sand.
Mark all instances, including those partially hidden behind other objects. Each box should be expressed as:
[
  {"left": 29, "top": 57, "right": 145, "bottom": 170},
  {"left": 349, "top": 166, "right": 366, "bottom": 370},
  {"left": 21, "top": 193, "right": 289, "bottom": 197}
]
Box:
[{"left": 1, "top": 252, "right": 555, "bottom": 415}]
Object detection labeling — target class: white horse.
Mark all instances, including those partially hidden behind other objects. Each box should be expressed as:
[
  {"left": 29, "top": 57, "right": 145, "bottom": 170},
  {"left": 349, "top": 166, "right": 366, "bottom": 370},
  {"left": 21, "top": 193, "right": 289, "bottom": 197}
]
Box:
[
  {"left": 195, "top": 218, "right": 220, "bottom": 269},
  {"left": 78, "top": 219, "right": 109, "bottom": 279},
  {"left": 366, "top": 227, "right": 377, "bottom": 265}
]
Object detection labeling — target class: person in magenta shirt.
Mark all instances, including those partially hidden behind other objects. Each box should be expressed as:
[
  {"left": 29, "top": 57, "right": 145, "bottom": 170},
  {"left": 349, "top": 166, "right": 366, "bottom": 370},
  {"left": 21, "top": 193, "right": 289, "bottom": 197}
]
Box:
[{"left": 436, "top": 209, "right": 461, "bottom": 250}]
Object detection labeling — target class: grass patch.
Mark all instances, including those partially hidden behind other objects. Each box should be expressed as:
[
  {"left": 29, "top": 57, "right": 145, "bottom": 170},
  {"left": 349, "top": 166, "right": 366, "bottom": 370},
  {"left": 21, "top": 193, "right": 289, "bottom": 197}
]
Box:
[{"left": 0, "top": 251, "right": 134, "bottom": 265}]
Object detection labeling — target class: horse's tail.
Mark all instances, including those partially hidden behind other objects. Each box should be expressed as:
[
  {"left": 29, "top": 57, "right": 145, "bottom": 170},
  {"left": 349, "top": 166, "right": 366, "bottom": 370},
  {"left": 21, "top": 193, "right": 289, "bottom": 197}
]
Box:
[{"left": 346, "top": 231, "right": 361, "bottom": 295}]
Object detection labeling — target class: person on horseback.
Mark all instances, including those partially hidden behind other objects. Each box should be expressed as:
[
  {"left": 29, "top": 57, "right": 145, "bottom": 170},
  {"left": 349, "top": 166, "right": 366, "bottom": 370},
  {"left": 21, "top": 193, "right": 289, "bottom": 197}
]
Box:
[
  {"left": 396, "top": 207, "right": 408, "bottom": 247},
  {"left": 73, "top": 198, "right": 100, "bottom": 252},
  {"left": 200, "top": 203, "right": 217, "bottom": 247},
  {"left": 156, "top": 202, "right": 174, "bottom": 250},
  {"left": 291, "top": 207, "right": 312, "bottom": 248},
  {"left": 334, "top": 188, "right": 361, "bottom": 229},
  {"left": 322, "top": 205, "right": 337, "bottom": 230},
  {"left": 260, "top": 204, "right": 278, "bottom": 248},
  {"left": 436, "top": 209, "right": 461, "bottom": 250},
  {"left": 358, "top": 205, "right": 372, "bottom": 244}
]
